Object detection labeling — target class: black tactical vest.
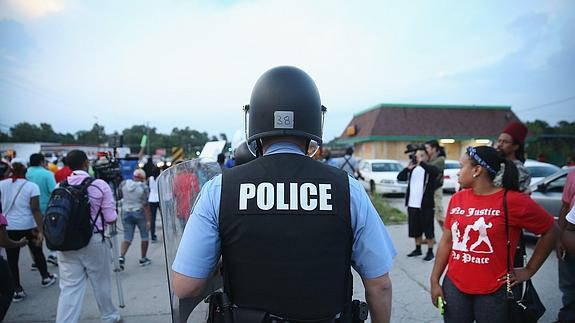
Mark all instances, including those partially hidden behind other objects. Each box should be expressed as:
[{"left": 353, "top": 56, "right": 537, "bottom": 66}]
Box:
[{"left": 219, "top": 153, "right": 353, "bottom": 320}]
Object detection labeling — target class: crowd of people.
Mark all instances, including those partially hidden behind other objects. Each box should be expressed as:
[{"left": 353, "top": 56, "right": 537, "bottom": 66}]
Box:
[
  {"left": 0, "top": 150, "right": 167, "bottom": 322},
  {"left": 0, "top": 66, "right": 573, "bottom": 323}
]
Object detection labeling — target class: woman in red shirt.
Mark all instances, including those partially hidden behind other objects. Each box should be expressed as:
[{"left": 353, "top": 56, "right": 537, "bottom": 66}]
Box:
[{"left": 430, "top": 146, "right": 558, "bottom": 322}]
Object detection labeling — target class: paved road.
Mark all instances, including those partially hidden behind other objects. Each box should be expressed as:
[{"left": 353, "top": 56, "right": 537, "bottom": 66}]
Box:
[{"left": 4, "top": 193, "right": 561, "bottom": 322}]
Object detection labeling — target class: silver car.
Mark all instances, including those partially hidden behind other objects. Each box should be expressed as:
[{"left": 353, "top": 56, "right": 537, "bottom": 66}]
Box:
[
  {"left": 529, "top": 168, "right": 573, "bottom": 219},
  {"left": 524, "top": 168, "right": 571, "bottom": 238}
]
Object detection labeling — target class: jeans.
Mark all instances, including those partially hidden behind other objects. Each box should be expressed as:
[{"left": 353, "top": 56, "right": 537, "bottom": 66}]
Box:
[
  {"left": 122, "top": 209, "right": 149, "bottom": 242},
  {"left": 559, "top": 251, "right": 575, "bottom": 321}
]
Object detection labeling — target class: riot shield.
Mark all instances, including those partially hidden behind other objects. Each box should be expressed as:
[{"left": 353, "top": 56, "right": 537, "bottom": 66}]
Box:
[{"left": 157, "top": 158, "right": 222, "bottom": 323}]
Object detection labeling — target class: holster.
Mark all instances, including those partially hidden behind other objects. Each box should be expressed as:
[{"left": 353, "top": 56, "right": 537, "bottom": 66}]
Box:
[
  {"left": 351, "top": 300, "right": 368, "bottom": 323},
  {"left": 206, "top": 292, "right": 234, "bottom": 323}
]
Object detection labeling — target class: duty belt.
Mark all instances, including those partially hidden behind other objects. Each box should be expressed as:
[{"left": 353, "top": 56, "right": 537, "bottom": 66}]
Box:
[{"left": 206, "top": 292, "right": 367, "bottom": 323}]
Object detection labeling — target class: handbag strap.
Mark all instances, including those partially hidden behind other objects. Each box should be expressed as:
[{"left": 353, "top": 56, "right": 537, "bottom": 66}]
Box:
[
  {"left": 3, "top": 180, "right": 27, "bottom": 215},
  {"left": 503, "top": 189, "right": 515, "bottom": 299}
]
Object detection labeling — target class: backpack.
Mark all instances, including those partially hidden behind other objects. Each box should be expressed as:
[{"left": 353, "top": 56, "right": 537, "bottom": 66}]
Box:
[{"left": 44, "top": 177, "right": 102, "bottom": 251}]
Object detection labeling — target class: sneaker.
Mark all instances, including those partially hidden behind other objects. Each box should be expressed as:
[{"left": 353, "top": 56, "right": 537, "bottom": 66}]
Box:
[
  {"left": 423, "top": 251, "right": 435, "bottom": 261},
  {"left": 13, "top": 290, "right": 26, "bottom": 302},
  {"left": 139, "top": 257, "right": 151, "bottom": 266},
  {"left": 118, "top": 256, "right": 125, "bottom": 271},
  {"left": 407, "top": 249, "right": 422, "bottom": 257},
  {"left": 41, "top": 273, "right": 57, "bottom": 287},
  {"left": 47, "top": 254, "right": 58, "bottom": 266},
  {"left": 31, "top": 263, "right": 38, "bottom": 271},
  {"left": 151, "top": 238, "right": 158, "bottom": 244}
]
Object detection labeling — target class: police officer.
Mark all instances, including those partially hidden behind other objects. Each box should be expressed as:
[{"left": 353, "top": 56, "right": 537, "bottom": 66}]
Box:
[{"left": 172, "top": 66, "right": 396, "bottom": 322}]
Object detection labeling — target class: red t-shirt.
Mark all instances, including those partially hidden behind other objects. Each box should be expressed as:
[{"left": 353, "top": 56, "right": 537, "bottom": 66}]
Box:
[{"left": 445, "top": 188, "right": 554, "bottom": 294}]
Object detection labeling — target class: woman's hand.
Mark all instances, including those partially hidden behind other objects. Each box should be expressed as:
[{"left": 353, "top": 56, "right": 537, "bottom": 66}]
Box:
[
  {"left": 17, "top": 237, "right": 28, "bottom": 247},
  {"left": 35, "top": 232, "right": 44, "bottom": 247},
  {"left": 430, "top": 281, "right": 444, "bottom": 307},
  {"left": 498, "top": 267, "right": 535, "bottom": 287}
]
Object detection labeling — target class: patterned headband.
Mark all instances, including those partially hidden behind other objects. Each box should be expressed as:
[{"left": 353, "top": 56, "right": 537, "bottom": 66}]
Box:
[{"left": 466, "top": 146, "right": 497, "bottom": 175}]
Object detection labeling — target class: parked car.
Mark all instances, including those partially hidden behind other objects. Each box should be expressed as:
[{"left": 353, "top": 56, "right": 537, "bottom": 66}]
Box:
[
  {"left": 524, "top": 159, "right": 561, "bottom": 186},
  {"left": 525, "top": 167, "right": 573, "bottom": 237},
  {"left": 529, "top": 168, "right": 571, "bottom": 219},
  {"left": 443, "top": 159, "right": 460, "bottom": 193},
  {"left": 357, "top": 159, "right": 407, "bottom": 195}
]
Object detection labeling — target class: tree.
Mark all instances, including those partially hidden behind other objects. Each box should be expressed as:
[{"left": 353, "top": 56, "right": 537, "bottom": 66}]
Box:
[
  {"left": 0, "top": 131, "right": 10, "bottom": 142},
  {"left": 121, "top": 125, "right": 149, "bottom": 153},
  {"left": 525, "top": 119, "right": 575, "bottom": 166},
  {"left": 525, "top": 120, "right": 552, "bottom": 136},
  {"left": 76, "top": 123, "right": 107, "bottom": 144},
  {"left": 10, "top": 122, "right": 42, "bottom": 142}
]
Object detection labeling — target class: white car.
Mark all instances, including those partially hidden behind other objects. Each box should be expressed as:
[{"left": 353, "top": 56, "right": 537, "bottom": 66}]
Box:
[
  {"left": 443, "top": 159, "right": 460, "bottom": 193},
  {"left": 358, "top": 159, "right": 407, "bottom": 195},
  {"left": 524, "top": 159, "right": 561, "bottom": 186}
]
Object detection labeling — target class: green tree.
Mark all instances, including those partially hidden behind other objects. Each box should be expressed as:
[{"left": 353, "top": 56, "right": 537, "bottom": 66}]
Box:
[
  {"left": 121, "top": 125, "right": 149, "bottom": 153},
  {"left": 76, "top": 123, "right": 107, "bottom": 144},
  {"left": 10, "top": 122, "right": 42, "bottom": 142},
  {"left": 525, "top": 120, "right": 575, "bottom": 166},
  {"left": 169, "top": 127, "right": 210, "bottom": 157},
  {"left": 525, "top": 120, "right": 552, "bottom": 136},
  {"left": 0, "top": 131, "right": 10, "bottom": 142}
]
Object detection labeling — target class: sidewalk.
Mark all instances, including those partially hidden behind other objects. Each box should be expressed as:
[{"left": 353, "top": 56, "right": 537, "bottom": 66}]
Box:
[{"left": 4, "top": 199, "right": 561, "bottom": 322}]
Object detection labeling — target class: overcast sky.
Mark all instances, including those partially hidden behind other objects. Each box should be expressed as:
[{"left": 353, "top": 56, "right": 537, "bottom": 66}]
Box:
[{"left": 1, "top": 0, "right": 574, "bottom": 142}]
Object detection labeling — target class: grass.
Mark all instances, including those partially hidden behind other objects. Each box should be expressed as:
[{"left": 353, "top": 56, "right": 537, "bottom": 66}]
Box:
[{"left": 369, "top": 193, "right": 407, "bottom": 225}]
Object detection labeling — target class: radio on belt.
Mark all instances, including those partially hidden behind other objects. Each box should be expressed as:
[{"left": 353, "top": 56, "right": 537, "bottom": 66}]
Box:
[{"left": 239, "top": 182, "right": 333, "bottom": 211}]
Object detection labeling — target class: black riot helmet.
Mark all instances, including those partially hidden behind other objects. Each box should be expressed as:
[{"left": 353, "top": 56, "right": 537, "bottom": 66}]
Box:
[
  {"left": 244, "top": 66, "right": 326, "bottom": 156},
  {"left": 234, "top": 141, "right": 257, "bottom": 166}
]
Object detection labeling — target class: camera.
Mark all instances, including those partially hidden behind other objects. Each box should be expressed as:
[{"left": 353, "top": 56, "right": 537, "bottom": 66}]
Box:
[
  {"left": 404, "top": 143, "right": 424, "bottom": 164},
  {"left": 93, "top": 135, "right": 124, "bottom": 185},
  {"left": 93, "top": 151, "right": 122, "bottom": 185}
]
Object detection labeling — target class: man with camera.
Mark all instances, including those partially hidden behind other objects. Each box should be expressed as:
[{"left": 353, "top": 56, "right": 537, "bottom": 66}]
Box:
[{"left": 397, "top": 146, "right": 439, "bottom": 261}]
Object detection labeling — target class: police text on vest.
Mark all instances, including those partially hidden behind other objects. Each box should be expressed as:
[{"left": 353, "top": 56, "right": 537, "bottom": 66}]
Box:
[{"left": 239, "top": 183, "right": 332, "bottom": 211}]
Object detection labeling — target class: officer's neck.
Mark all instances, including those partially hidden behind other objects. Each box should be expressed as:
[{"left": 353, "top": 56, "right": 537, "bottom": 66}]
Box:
[{"left": 262, "top": 136, "right": 307, "bottom": 154}]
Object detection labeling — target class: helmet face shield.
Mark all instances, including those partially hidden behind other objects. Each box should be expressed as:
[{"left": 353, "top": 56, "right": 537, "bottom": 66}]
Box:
[
  {"left": 243, "top": 105, "right": 258, "bottom": 157},
  {"left": 307, "top": 140, "right": 320, "bottom": 157}
]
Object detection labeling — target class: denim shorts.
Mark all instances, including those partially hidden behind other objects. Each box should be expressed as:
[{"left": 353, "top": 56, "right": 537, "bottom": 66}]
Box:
[{"left": 122, "top": 209, "right": 149, "bottom": 242}]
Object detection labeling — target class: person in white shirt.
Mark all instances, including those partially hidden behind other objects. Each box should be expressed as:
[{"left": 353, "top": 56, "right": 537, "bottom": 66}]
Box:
[
  {"left": 143, "top": 158, "right": 160, "bottom": 242},
  {"left": 397, "top": 148, "right": 439, "bottom": 261},
  {"left": 0, "top": 162, "right": 57, "bottom": 302}
]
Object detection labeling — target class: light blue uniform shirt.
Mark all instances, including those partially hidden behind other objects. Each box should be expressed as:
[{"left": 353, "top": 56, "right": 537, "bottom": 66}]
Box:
[
  {"left": 331, "top": 155, "right": 358, "bottom": 176},
  {"left": 26, "top": 166, "right": 56, "bottom": 214},
  {"left": 173, "top": 142, "right": 396, "bottom": 279}
]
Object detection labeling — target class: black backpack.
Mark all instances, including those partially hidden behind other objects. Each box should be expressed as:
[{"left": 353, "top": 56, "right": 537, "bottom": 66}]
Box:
[{"left": 44, "top": 177, "right": 102, "bottom": 251}]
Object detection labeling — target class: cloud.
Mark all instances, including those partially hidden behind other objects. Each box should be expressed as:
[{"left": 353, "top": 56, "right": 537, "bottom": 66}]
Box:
[{"left": 0, "top": 0, "right": 65, "bottom": 21}]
